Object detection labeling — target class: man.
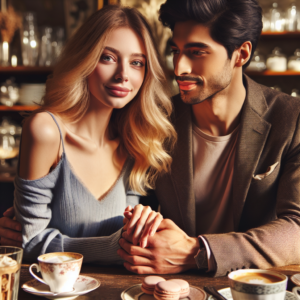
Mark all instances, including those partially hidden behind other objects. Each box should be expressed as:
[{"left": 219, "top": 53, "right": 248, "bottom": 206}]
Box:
[
  {"left": 117, "top": 0, "right": 300, "bottom": 277},
  {"left": 1, "top": 0, "right": 300, "bottom": 277}
]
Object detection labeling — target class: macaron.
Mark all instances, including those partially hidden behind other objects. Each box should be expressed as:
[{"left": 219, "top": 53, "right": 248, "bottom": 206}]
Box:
[
  {"left": 169, "top": 279, "right": 190, "bottom": 298},
  {"left": 154, "top": 281, "right": 181, "bottom": 300},
  {"left": 141, "top": 276, "right": 166, "bottom": 294}
]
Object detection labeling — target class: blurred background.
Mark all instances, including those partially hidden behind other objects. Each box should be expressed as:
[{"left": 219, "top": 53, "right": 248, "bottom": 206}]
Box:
[{"left": 0, "top": 0, "right": 300, "bottom": 216}]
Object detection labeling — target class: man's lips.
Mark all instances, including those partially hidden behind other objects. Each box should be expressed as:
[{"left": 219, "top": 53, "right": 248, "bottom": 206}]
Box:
[
  {"left": 177, "top": 81, "right": 198, "bottom": 91},
  {"left": 105, "top": 85, "right": 131, "bottom": 97}
]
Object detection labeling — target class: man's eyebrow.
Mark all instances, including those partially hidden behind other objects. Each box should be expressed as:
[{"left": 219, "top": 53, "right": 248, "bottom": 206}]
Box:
[
  {"left": 104, "top": 47, "right": 146, "bottom": 59},
  {"left": 184, "top": 42, "right": 210, "bottom": 49}
]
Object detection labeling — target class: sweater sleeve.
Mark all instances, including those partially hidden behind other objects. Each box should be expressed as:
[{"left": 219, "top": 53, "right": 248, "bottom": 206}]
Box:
[{"left": 14, "top": 175, "right": 124, "bottom": 264}]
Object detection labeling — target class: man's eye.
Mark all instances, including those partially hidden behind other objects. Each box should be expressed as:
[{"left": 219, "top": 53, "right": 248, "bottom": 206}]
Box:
[
  {"left": 192, "top": 50, "right": 205, "bottom": 55},
  {"left": 132, "top": 61, "right": 144, "bottom": 67},
  {"left": 170, "top": 49, "right": 179, "bottom": 55}
]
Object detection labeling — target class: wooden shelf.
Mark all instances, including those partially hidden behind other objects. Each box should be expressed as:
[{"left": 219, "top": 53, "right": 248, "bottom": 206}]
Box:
[
  {"left": 260, "top": 31, "right": 300, "bottom": 38},
  {"left": 0, "top": 66, "right": 53, "bottom": 73},
  {"left": 0, "top": 105, "right": 39, "bottom": 111},
  {"left": 245, "top": 70, "right": 300, "bottom": 76}
]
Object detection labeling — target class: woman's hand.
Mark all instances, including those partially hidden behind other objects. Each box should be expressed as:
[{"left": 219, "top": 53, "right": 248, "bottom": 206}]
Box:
[{"left": 123, "top": 204, "right": 163, "bottom": 248}]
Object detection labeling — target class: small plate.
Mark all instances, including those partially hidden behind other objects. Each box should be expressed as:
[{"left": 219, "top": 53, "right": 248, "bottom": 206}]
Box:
[
  {"left": 207, "top": 287, "right": 296, "bottom": 300},
  {"left": 121, "top": 283, "right": 206, "bottom": 300},
  {"left": 22, "top": 275, "right": 100, "bottom": 300},
  {"left": 291, "top": 274, "right": 300, "bottom": 286}
]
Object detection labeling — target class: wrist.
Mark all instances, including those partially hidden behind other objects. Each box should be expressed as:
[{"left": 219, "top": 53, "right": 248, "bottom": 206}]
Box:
[{"left": 185, "top": 237, "right": 200, "bottom": 269}]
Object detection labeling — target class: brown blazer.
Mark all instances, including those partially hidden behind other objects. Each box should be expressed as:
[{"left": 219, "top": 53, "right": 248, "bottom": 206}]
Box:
[{"left": 153, "top": 75, "right": 300, "bottom": 277}]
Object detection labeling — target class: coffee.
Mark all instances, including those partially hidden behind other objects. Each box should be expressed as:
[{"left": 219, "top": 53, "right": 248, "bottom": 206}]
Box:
[
  {"left": 0, "top": 256, "right": 20, "bottom": 300},
  {"left": 234, "top": 273, "right": 283, "bottom": 284},
  {"left": 42, "top": 255, "right": 76, "bottom": 263}
]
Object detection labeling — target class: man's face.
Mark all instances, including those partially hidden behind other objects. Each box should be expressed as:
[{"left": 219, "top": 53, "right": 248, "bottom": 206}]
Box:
[{"left": 171, "top": 20, "right": 234, "bottom": 104}]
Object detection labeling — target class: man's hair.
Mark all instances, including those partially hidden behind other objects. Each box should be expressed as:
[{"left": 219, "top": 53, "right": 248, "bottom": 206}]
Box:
[{"left": 159, "top": 0, "right": 263, "bottom": 69}]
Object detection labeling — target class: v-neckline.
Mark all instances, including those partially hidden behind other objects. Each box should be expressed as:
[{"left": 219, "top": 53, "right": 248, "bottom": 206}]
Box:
[{"left": 64, "top": 153, "right": 129, "bottom": 202}]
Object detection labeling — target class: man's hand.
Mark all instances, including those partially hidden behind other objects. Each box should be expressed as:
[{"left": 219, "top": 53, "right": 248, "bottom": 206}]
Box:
[
  {"left": 117, "top": 219, "right": 200, "bottom": 274},
  {"left": 0, "top": 207, "right": 22, "bottom": 247}
]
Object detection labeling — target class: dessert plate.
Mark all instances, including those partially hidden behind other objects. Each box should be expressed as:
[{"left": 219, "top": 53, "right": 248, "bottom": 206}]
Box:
[
  {"left": 207, "top": 287, "right": 296, "bottom": 300},
  {"left": 22, "top": 275, "right": 100, "bottom": 300},
  {"left": 121, "top": 283, "right": 206, "bottom": 300}
]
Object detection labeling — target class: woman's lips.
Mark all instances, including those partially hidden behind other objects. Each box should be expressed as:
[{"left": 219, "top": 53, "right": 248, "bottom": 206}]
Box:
[
  {"left": 105, "top": 85, "right": 131, "bottom": 97},
  {"left": 177, "top": 81, "right": 198, "bottom": 91}
]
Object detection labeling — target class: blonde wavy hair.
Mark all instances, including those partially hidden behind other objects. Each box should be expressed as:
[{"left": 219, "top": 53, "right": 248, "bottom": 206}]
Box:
[{"left": 38, "top": 5, "right": 177, "bottom": 195}]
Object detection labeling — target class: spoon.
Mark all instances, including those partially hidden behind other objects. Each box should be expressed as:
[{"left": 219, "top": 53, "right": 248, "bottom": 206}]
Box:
[{"left": 204, "top": 286, "right": 228, "bottom": 300}]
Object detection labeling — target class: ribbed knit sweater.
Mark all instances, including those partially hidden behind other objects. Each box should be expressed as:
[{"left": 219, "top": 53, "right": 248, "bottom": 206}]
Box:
[{"left": 14, "top": 112, "right": 138, "bottom": 263}]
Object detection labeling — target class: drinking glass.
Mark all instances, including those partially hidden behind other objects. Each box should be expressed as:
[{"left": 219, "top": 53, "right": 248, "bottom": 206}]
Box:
[
  {"left": 39, "top": 27, "right": 53, "bottom": 66},
  {"left": 286, "top": 3, "right": 298, "bottom": 32},
  {"left": 0, "top": 246, "right": 23, "bottom": 300}
]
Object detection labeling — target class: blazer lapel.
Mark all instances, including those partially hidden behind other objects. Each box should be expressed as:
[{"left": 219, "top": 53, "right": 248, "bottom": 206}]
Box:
[
  {"left": 232, "top": 76, "right": 272, "bottom": 229},
  {"left": 169, "top": 96, "right": 196, "bottom": 237}
]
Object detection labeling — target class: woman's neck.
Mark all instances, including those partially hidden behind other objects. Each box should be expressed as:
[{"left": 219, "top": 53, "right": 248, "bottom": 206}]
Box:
[{"left": 66, "top": 93, "right": 114, "bottom": 148}]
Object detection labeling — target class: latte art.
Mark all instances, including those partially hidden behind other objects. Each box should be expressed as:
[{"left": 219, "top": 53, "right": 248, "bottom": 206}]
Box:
[
  {"left": 234, "top": 273, "right": 283, "bottom": 284},
  {"left": 42, "top": 256, "right": 77, "bottom": 263}
]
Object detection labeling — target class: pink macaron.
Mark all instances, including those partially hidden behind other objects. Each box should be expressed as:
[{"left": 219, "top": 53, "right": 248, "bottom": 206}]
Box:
[
  {"left": 169, "top": 279, "right": 190, "bottom": 298},
  {"left": 141, "top": 276, "right": 166, "bottom": 295},
  {"left": 154, "top": 281, "right": 181, "bottom": 300}
]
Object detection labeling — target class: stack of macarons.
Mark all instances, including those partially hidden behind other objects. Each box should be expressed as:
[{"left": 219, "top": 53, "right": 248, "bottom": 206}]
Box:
[{"left": 141, "top": 276, "right": 190, "bottom": 300}]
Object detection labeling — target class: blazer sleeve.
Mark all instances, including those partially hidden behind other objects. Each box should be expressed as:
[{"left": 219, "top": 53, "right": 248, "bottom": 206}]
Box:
[
  {"left": 14, "top": 176, "right": 124, "bottom": 264},
  {"left": 202, "top": 114, "right": 300, "bottom": 277}
]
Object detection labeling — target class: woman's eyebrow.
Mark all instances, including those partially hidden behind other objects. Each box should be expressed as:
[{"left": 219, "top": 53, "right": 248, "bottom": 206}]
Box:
[{"left": 104, "top": 47, "right": 146, "bottom": 59}]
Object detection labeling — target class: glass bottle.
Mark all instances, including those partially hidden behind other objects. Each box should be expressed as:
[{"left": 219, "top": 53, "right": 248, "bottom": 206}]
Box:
[
  {"left": 286, "top": 3, "right": 298, "bottom": 32},
  {"left": 288, "top": 49, "right": 300, "bottom": 71},
  {"left": 21, "top": 12, "right": 39, "bottom": 66},
  {"left": 266, "top": 47, "right": 287, "bottom": 72},
  {"left": 39, "top": 27, "right": 53, "bottom": 66},
  {"left": 247, "top": 51, "right": 266, "bottom": 72},
  {"left": 270, "top": 2, "right": 284, "bottom": 32}
]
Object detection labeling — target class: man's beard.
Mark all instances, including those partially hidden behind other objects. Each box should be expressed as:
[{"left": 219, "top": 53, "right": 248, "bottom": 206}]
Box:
[{"left": 176, "top": 60, "right": 232, "bottom": 105}]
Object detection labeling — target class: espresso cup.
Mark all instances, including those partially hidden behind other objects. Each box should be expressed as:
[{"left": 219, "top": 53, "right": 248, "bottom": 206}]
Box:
[
  {"left": 29, "top": 252, "right": 83, "bottom": 293},
  {"left": 293, "top": 287, "right": 300, "bottom": 299},
  {"left": 228, "top": 269, "right": 287, "bottom": 300}
]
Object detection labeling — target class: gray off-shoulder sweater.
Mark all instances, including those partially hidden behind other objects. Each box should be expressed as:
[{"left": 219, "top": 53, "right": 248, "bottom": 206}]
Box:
[{"left": 14, "top": 112, "right": 138, "bottom": 263}]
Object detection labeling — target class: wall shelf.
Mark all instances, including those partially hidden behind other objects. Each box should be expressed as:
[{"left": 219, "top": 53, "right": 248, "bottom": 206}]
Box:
[
  {"left": 0, "top": 66, "right": 53, "bottom": 73},
  {"left": 245, "top": 70, "right": 300, "bottom": 76},
  {"left": 0, "top": 105, "right": 39, "bottom": 111},
  {"left": 260, "top": 31, "right": 300, "bottom": 38}
]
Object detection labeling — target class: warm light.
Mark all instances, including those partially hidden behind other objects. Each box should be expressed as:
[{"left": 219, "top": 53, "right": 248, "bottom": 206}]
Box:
[
  {"left": 30, "top": 40, "right": 37, "bottom": 48},
  {"left": 23, "top": 37, "right": 29, "bottom": 44},
  {"left": 11, "top": 55, "right": 17, "bottom": 67},
  {"left": 2, "top": 42, "right": 9, "bottom": 63}
]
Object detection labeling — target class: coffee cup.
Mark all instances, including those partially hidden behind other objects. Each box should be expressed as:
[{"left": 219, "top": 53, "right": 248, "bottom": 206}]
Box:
[
  {"left": 293, "top": 287, "right": 300, "bottom": 299},
  {"left": 29, "top": 252, "right": 83, "bottom": 293},
  {"left": 228, "top": 269, "right": 287, "bottom": 300}
]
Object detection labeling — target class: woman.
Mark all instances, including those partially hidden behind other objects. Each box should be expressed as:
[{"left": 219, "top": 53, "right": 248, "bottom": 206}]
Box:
[{"left": 14, "top": 5, "right": 176, "bottom": 263}]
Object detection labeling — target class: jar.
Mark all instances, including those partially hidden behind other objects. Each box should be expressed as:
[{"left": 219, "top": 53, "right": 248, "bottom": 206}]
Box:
[
  {"left": 247, "top": 51, "right": 266, "bottom": 72},
  {"left": 286, "top": 2, "right": 298, "bottom": 32},
  {"left": 266, "top": 47, "right": 287, "bottom": 72},
  {"left": 288, "top": 49, "right": 300, "bottom": 71},
  {"left": 291, "top": 89, "right": 300, "bottom": 98},
  {"left": 270, "top": 2, "right": 285, "bottom": 32}
]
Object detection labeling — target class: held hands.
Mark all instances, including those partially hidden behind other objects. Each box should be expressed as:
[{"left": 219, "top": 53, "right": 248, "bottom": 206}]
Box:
[
  {"left": 0, "top": 207, "right": 22, "bottom": 247},
  {"left": 118, "top": 218, "right": 200, "bottom": 274},
  {"left": 123, "top": 204, "right": 163, "bottom": 248}
]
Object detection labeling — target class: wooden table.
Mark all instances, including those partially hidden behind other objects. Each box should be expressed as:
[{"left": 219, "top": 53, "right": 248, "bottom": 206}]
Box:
[{"left": 18, "top": 264, "right": 300, "bottom": 300}]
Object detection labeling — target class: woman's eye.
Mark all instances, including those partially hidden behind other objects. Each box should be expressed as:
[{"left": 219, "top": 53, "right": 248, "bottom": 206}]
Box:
[
  {"left": 101, "top": 55, "right": 114, "bottom": 62},
  {"left": 131, "top": 61, "right": 144, "bottom": 67}
]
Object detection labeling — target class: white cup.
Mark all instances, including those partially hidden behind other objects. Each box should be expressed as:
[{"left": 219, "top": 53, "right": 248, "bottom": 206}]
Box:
[
  {"left": 293, "top": 287, "right": 300, "bottom": 299},
  {"left": 29, "top": 252, "right": 83, "bottom": 293},
  {"left": 228, "top": 269, "right": 287, "bottom": 300}
]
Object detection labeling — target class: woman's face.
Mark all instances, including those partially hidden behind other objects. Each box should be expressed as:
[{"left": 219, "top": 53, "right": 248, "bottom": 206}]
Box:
[{"left": 88, "top": 27, "right": 147, "bottom": 109}]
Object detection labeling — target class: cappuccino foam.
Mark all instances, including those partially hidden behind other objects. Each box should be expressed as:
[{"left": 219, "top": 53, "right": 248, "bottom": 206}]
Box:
[
  {"left": 234, "top": 273, "right": 282, "bottom": 284},
  {"left": 42, "top": 255, "right": 76, "bottom": 263},
  {"left": 0, "top": 256, "right": 17, "bottom": 268}
]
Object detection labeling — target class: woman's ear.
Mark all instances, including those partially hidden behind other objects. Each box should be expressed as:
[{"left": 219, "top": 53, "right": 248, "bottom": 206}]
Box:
[{"left": 235, "top": 41, "right": 252, "bottom": 67}]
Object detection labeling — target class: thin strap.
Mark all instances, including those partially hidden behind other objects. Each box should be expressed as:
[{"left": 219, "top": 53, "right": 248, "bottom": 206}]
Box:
[{"left": 46, "top": 111, "right": 66, "bottom": 153}]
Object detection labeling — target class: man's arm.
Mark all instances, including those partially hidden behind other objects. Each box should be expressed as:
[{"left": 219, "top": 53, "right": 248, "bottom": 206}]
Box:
[{"left": 0, "top": 207, "right": 22, "bottom": 247}]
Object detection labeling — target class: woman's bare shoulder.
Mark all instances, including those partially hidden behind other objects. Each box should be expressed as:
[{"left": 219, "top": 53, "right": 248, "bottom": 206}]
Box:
[{"left": 22, "top": 112, "right": 61, "bottom": 146}]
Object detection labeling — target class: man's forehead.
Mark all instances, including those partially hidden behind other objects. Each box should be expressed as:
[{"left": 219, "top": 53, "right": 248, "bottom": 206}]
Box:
[{"left": 172, "top": 20, "right": 213, "bottom": 46}]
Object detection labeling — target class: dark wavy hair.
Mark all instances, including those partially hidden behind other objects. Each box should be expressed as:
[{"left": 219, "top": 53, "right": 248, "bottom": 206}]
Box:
[{"left": 159, "top": 0, "right": 263, "bottom": 69}]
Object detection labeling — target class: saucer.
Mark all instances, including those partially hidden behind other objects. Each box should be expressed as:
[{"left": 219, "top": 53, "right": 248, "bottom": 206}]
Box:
[
  {"left": 121, "top": 284, "right": 206, "bottom": 300},
  {"left": 207, "top": 287, "right": 296, "bottom": 300},
  {"left": 22, "top": 275, "right": 100, "bottom": 300}
]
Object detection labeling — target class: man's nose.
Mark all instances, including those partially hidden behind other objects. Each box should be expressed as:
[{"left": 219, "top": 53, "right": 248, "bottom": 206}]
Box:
[{"left": 174, "top": 54, "right": 192, "bottom": 76}]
